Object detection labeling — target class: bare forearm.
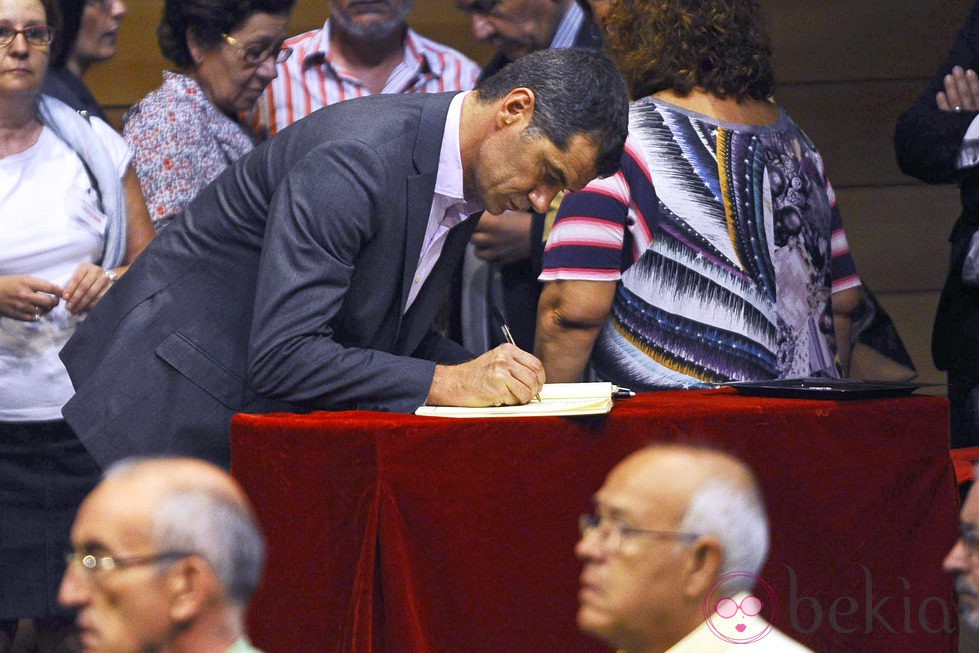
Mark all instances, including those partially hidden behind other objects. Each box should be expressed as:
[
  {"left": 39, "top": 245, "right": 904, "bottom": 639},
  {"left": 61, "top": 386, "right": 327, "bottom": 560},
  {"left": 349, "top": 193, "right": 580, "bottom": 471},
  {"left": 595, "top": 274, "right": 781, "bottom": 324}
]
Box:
[
  {"left": 123, "top": 167, "right": 155, "bottom": 262},
  {"left": 833, "top": 314, "right": 853, "bottom": 376},
  {"left": 832, "top": 286, "right": 861, "bottom": 377},
  {"left": 535, "top": 316, "right": 601, "bottom": 382},
  {"left": 534, "top": 280, "right": 616, "bottom": 383}
]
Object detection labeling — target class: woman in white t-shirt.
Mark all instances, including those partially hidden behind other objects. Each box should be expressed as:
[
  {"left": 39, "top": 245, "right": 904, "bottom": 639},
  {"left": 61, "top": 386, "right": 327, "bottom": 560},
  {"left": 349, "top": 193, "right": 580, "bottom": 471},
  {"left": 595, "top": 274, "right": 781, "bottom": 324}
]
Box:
[{"left": 0, "top": 0, "right": 153, "bottom": 649}]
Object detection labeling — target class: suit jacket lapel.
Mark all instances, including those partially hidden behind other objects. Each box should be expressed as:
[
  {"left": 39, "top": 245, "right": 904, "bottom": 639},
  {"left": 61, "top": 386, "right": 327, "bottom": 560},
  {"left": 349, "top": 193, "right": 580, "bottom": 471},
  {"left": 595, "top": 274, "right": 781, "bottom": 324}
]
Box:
[
  {"left": 401, "top": 174, "right": 433, "bottom": 312},
  {"left": 397, "top": 215, "right": 478, "bottom": 354},
  {"left": 398, "top": 92, "right": 459, "bottom": 315}
]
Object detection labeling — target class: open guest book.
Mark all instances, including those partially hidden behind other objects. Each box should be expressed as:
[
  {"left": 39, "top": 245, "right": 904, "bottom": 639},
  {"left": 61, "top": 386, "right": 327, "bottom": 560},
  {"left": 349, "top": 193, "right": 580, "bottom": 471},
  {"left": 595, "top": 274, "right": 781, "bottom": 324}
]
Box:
[{"left": 414, "top": 382, "right": 619, "bottom": 418}]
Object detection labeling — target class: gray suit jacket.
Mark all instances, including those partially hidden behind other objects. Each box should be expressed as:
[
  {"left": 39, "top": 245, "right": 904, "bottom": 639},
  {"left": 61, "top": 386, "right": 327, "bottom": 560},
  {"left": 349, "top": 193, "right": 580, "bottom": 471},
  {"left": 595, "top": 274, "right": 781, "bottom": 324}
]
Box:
[{"left": 61, "top": 92, "right": 475, "bottom": 468}]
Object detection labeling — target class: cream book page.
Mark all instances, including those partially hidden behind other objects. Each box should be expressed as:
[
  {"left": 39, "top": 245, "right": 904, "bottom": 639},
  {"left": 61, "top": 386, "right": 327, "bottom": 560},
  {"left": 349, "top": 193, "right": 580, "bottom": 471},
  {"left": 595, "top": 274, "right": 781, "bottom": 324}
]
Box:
[{"left": 414, "top": 382, "right": 615, "bottom": 418}]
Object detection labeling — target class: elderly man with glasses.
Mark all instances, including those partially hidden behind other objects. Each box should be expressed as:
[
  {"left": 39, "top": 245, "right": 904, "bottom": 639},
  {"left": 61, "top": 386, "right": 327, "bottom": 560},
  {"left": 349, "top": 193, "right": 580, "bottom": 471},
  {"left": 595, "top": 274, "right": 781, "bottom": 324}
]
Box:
[
  {"left": 59, "top": 457, "right": 266, "bottom": 653},
  {"left": 576, "top": 444, "right": 813, "bottom": 652}
]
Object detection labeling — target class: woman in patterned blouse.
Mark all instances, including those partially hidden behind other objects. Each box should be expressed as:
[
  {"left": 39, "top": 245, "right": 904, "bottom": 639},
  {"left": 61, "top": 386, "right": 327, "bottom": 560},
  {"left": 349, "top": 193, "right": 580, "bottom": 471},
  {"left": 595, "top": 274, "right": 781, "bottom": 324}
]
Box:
[
  {"left": 123, "top": 0, "right": 295, "bottom": 230},
  {"left": 535, "top": 0, "right": 864, "bottom": 389}
]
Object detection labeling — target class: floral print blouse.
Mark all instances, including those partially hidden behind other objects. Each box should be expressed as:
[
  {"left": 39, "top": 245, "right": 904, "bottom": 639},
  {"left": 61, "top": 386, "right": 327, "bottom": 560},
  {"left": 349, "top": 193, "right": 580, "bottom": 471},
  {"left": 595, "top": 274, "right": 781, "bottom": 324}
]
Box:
[{"left": 124, "top": 71, "right": 258, "bottom": 229}]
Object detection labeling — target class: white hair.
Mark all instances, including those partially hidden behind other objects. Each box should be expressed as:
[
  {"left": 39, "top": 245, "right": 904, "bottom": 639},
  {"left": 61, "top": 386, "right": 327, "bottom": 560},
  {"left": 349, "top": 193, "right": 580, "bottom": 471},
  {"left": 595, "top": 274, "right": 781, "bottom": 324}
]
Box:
[
  {"left": 104, "top": 457, "right": 265, "bottom": 605},
  {"left": 677, "top": 464, "right": 770, "bottom": 595},
  {"left": 152, "top": 487, "right": 265, "bottom": 605}
]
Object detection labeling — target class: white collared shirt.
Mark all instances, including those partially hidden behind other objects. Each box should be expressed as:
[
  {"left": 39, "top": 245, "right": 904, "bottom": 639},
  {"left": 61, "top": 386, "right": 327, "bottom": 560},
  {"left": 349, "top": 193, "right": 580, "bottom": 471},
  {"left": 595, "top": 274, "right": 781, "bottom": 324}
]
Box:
[{"left": 406, "top": 91, "right": 481, "bottom": 310}]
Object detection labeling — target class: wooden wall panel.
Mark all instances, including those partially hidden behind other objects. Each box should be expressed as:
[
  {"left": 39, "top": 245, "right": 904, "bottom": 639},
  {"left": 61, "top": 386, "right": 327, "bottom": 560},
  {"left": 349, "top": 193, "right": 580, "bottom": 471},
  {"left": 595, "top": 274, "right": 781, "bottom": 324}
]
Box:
[
  {"left": 873, "top": 290, "right": 946, "bottom": 390},
  {"left": 774, "top": 80, "right": 927, "bottom": 188},
  {"left": 834, "top": 185, "right": 959, "bottom": 293},
  {"left": 88, "top": 0, "right": 494, "bottom": 110},
  {"left": 761, "top": 0, "right": 973, "bottom": 83}
]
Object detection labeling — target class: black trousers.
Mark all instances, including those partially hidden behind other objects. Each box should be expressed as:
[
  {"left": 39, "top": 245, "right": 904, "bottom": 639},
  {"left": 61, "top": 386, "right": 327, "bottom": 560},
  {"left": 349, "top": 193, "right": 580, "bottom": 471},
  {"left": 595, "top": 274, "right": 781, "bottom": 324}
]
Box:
[{"left": 0, "top": 420, "right": 100, "bottom": 618}]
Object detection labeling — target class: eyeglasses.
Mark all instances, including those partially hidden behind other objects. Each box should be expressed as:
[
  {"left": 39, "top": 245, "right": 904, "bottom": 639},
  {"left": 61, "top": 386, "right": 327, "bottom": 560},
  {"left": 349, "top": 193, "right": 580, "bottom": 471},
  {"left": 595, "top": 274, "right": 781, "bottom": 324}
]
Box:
[
  {"left": 65, "top": 550, "right": 194, "bottom": 574},
  {"left": 221, "top": 33, "right": 292, "bottom": 66},
  {"left": 959, "top": 523, "right": 979, "bottom": 554},
  {"left": 715, "top": 595, "right": 764, "bottom": 618},
  {"left": 578, "top": 513, "right": 700, "bottom": 552},
  {"left": 0, "top": 25, "right": 55, "bottom": 48}
]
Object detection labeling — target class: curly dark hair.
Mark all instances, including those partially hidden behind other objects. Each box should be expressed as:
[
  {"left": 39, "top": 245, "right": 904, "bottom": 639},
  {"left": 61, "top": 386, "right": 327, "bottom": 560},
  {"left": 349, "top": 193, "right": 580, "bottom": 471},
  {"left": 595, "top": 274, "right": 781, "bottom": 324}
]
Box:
[
  {"left": 157, "top": 0, "right": 295, "bottom": 69},
  {"left": 602, "top": 0, "right": 775, "bottom": 101}
]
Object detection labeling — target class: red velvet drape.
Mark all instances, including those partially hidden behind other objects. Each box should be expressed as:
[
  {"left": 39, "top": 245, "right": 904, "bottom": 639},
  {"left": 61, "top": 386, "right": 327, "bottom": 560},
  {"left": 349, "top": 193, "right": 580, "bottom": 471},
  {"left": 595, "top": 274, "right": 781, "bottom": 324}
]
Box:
[{"left": 231, "top": 388, "right": 958, "bottom": 652}]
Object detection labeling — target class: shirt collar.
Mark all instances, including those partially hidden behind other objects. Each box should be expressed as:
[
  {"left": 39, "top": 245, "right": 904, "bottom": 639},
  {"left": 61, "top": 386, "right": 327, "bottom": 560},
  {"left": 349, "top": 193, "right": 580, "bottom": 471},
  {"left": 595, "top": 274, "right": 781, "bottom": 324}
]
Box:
[
  {"left": 549, "top": 2, "right": 585, "bottom": 49},
  {"left": 434, "top": 91, "right": 480, "bottom": 214}
]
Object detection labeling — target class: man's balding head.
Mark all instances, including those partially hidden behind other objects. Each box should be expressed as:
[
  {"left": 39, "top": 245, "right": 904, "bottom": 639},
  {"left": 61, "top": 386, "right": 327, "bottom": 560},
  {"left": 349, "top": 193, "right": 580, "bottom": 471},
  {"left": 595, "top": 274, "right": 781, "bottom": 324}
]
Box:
[
  {"left": 59, "top": 457, "right": 265, "bottom": 653},
  {"left": 576, "top": 444, "right": 769, "bottom": 653}
]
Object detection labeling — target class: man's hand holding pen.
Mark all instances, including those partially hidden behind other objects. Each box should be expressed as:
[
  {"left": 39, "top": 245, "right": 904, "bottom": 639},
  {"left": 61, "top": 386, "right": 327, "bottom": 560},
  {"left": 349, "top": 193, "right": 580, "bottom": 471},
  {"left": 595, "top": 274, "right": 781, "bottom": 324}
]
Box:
[
  {"left": 427, "top": 343, "right": 546, "bottom": 407},
  {"left": 496, "top": 314, "right": 542, "bottom": 403}
]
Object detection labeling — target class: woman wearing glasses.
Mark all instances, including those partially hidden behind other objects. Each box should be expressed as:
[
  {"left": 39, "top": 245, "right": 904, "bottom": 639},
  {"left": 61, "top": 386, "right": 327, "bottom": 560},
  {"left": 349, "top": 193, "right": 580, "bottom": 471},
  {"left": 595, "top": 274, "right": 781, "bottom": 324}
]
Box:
[
  {"left": 123, "top": 0, "right": 295, "bottom": 231},
  {"left": 0, "top": 0, "right": 153, "bottom": 650},
  {"left": 42, "top": 0, "right": 126, "bottom": 120}
]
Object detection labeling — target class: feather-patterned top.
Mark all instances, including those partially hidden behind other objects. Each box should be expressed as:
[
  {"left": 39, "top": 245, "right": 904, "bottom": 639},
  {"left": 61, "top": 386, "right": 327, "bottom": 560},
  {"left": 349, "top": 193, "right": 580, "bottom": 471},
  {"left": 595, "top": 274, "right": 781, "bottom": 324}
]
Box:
[{"left": 541, "top": 97, "right": 861, "bottom": 389}]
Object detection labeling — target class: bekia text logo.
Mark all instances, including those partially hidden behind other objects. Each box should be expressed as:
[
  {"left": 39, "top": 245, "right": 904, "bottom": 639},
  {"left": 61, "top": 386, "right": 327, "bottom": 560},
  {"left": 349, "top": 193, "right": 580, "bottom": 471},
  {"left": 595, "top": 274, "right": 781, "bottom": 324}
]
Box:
[{"left": 701, "top": 572, "right": 778, "bottom": 644}]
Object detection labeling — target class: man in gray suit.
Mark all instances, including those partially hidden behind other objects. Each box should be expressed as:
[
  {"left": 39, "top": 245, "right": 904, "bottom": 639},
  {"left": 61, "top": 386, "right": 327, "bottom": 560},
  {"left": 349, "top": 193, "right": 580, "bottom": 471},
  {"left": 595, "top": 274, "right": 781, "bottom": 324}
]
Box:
[
  {"left": 60, "top": 48, "right": 629, "bottom": 468},
  {"left": 450, "top": 0, "right": 603, "bottom": 353}
]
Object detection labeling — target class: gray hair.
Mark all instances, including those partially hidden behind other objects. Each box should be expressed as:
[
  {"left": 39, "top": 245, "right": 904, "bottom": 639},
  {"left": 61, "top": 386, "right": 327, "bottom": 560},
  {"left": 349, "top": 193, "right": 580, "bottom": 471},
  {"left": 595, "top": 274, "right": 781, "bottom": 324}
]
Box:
[
  {"left": 678, "top": 472, "right": 770, "bottom": 595},
  {"left": 104, "top": 458, "right": 266, "bottom": 605},
  {"left": 152, "top": 487, "right": 266, "bottom": 605}
]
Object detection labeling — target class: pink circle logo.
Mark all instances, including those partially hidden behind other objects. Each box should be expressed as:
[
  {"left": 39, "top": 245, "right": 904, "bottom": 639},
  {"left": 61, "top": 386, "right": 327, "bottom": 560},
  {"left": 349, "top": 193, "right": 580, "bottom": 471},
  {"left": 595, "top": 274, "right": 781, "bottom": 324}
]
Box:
[{"left": 701, "top": 572, "right": 778, "bottom": 644}]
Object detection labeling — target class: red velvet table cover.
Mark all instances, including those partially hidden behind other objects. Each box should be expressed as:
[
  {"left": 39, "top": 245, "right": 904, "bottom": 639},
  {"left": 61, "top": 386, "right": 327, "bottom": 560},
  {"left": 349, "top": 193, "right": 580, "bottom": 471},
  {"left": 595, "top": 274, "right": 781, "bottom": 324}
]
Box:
[{"left": 230, "top": 388, "right": 958, "bottom": 653}]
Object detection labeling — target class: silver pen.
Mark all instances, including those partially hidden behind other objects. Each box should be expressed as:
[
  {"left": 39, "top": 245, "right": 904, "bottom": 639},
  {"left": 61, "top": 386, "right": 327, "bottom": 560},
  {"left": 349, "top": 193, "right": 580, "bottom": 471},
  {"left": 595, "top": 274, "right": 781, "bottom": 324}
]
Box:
[{"left": 493, "top": 307, "right": 542, "bottom": 403}]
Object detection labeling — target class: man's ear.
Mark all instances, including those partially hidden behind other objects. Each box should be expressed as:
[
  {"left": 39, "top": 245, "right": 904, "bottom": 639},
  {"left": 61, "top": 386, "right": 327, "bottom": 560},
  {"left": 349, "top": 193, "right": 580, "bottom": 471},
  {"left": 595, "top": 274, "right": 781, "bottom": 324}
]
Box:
[
  {"left": 681, "top": 536, "right": 725, "bottom": 601},
  {"left": 496, "top": 87, "right": 537, "bottom": 128},
  {"left": 167, "top": 556, "right": 219, "bottom": 623}
]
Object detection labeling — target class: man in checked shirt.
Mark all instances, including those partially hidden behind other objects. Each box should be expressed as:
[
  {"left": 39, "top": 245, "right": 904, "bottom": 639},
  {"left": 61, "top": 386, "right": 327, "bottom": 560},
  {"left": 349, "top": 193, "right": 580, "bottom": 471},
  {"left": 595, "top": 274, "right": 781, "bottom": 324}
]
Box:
[{"left": 252, "top": 0, "right": 482, "bottom": 137}]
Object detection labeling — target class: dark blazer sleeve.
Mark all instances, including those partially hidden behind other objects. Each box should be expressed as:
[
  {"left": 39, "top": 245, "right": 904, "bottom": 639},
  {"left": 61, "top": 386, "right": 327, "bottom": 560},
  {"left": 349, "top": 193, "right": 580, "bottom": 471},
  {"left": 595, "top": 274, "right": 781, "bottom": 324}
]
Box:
[
  {"left": 894, "top": 1, "right": 979, "bottom": 373},
  {"left": 413, "top": 320, "right": 475, "bottom": 364},
  {"left": 246, "top": 136, "right": 440, "bottom": 413},
  {"left": 895, "top": 1, "right": 979, "bottom": 183}
]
